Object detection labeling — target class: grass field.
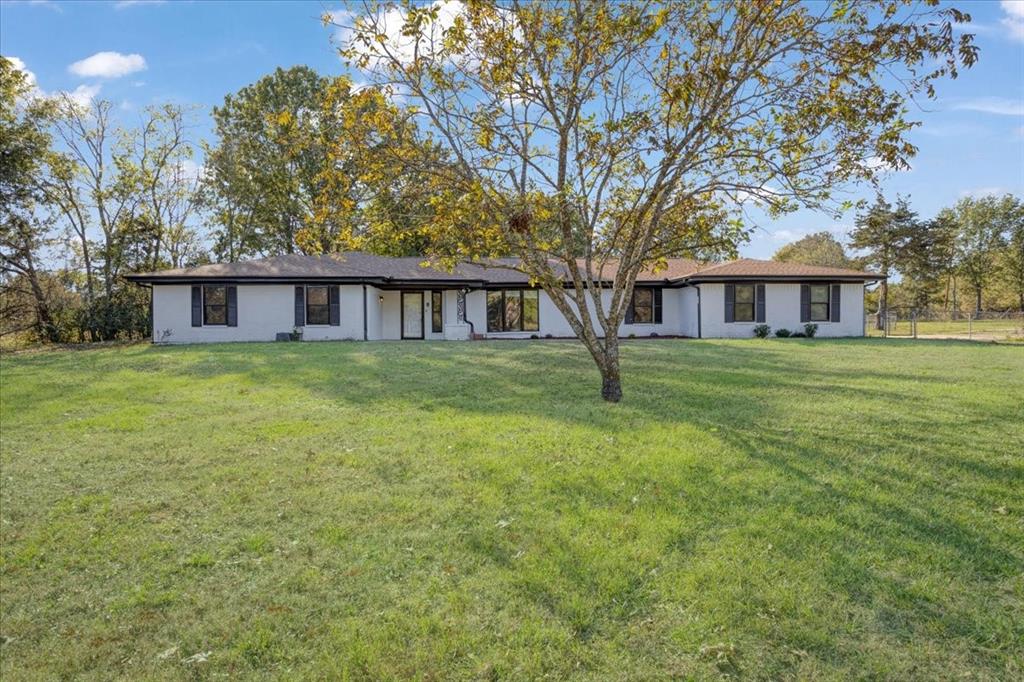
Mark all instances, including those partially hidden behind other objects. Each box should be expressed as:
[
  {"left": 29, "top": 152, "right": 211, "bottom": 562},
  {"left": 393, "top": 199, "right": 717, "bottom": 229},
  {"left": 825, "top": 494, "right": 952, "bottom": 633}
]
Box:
[{"left": 1, "top": 339, "right": 1022, "bottom": 680}]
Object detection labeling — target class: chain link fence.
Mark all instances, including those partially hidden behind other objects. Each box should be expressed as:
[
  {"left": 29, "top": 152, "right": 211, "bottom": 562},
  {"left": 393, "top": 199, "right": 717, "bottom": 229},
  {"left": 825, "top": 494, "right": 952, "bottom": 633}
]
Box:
[{"left": 865, "top": 310, "right": 1024, "bottom": 341}]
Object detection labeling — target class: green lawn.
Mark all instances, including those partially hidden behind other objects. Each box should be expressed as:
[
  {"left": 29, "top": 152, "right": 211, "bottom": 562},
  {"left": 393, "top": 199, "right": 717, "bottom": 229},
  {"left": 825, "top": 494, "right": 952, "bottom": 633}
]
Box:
[{"left": 1, "top": 339, "right": 1022, "bottom": 680}]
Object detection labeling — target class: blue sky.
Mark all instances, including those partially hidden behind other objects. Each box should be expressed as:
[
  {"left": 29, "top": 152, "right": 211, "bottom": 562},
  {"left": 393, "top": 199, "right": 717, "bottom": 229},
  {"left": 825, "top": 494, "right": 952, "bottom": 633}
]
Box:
[{"left": 2, "top": 0, "right": 1023, "bottom": 259}]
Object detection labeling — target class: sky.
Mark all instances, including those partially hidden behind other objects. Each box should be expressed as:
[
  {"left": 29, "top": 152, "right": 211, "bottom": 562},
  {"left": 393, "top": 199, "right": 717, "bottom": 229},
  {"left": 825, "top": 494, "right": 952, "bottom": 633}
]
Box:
[{"left": 2, "top": 0, "right": 1023, "bottom": 260}]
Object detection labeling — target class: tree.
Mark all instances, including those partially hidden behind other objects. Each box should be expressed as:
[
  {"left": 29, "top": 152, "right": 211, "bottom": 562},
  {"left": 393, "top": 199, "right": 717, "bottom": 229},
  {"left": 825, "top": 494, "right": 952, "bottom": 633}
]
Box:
[
  {"left": 773, "top": 232, "right": 854, "bottom": 268},
  {"left": 949, "top": 195, "right": 1016, "bottom": 313},
  {"left": 999, "top": 200, "right": 1024, "bottom": 311},
  {"left": 898, "top": 211, "right": 956, "bottom": 310},
  {"left": 335, "top": 0, "right": 974, "bottom": 401},
  {"left": 850, "top": 195, "right": 916, "bottom": 326},
  {"left": 0, "top": 56, "right": 61, "bottom": 341},
  {"left": 204, "top": 66, "right": 335, "bottom": 258}
]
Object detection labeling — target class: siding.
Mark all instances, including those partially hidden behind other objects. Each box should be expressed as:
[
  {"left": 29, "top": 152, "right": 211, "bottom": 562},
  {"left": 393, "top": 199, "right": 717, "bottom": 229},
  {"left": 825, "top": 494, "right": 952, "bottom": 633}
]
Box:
[{"left": 699, "top": 282, "right": 865, "bottom": 338}]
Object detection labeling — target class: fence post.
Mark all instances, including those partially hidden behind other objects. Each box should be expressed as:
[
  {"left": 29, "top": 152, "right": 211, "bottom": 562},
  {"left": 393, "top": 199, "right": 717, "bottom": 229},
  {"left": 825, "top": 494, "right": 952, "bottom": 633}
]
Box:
[{"left": 968, "top": 313, "right": 972, "bottom": 339}]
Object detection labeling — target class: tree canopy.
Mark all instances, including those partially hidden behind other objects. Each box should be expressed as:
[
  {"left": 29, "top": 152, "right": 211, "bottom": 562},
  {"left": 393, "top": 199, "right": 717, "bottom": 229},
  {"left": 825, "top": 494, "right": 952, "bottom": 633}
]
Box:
[
  {"left": 332, "top": 0, "right": 977, "bottom": 400},
  {"left": 773, "top": 232, "right": 855, "bottom": 269}
]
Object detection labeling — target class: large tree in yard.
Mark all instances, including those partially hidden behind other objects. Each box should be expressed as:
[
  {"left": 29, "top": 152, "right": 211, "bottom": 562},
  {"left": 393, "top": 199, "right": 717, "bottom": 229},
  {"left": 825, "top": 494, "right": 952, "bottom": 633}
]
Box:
[{"left": 331, "top": 0, "right": 976, "bottom": 401}]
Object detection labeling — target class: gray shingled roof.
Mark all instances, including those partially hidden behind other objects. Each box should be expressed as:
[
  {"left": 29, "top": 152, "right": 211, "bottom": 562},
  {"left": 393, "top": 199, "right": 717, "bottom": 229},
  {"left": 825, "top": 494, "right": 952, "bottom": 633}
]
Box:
[{"left": 125, "top": 252, "right": 881, "bottom": 284}]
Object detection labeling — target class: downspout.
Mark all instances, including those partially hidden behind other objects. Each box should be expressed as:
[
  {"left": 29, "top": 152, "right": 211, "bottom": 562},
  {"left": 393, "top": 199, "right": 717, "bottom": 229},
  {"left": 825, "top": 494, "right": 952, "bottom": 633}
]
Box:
[
  {"left": 145, "top": 282, "right": 154, "bottom": 343},
  {"left": 362, "top": 284, "right": 368, "bottom": 341},
  {"left": 695, "top": 284, "right": 702, "bottom": 339}
]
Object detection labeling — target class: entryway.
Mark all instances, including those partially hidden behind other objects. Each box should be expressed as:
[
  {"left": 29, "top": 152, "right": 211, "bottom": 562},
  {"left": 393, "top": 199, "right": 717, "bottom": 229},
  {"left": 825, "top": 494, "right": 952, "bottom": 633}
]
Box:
[{"left": 401, "top": 291, "right": 424, "bottom": 339}]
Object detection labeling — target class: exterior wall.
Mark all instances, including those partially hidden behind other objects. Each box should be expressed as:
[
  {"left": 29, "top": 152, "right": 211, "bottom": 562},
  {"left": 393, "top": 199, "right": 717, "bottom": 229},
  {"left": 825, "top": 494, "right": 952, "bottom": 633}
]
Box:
[
  {"left": 153, "top": 284, "right": 366, "bottom": 344},
  {"left": 680, "top": 287, "right": 699, "bottom": 338},
  {"left": 464, "top": 288, "right": 688, "bottom": 338},
  {"left": 698, "top": 282, "right": 865, "bottom": 338},
  {"left": 151, "top": 280, "right": 866, "bottom": 343}
]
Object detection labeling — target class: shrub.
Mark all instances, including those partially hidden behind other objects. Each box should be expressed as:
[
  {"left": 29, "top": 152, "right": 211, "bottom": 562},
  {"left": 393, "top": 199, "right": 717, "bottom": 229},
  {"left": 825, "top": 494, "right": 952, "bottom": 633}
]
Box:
[
  {"left": 628, "top": 333, "right": 636, "bottom": 339},
  {"left": 753, "top": 324, "right": 771, "bottom": 339},
  {"left": 544, "top": 333, "right": 554, "bottom": 339},
  {"left": 650, "top": 332, "right": 659, "bottom": 338},
  {"left": 775, "top": 328, "right": 791, "bottom": 338},
  {"left": 791, "top": 331, "right": 806, "bottom": 338},
  {"left": 530, "top": 334, "right": 539, "bottom": 339},
  {"left": 804, "top": 323, "right": 818, "bottom": 338}
]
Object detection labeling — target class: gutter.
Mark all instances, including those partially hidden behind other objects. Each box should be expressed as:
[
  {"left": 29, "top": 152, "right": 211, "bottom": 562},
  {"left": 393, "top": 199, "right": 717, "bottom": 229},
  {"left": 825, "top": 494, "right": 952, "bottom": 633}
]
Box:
[{"left": 362, "top": 284, "right": 368, "bottom": 341}]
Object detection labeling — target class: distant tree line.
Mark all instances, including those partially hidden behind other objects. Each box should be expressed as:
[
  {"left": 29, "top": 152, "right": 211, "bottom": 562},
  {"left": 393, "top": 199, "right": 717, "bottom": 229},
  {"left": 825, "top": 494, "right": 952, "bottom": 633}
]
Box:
[
  {"left": 1, "top": 60, "right": 431, "bottom": 345},
  {"left": 773, "top": 194, "right": 1024, "bottom": 319}
]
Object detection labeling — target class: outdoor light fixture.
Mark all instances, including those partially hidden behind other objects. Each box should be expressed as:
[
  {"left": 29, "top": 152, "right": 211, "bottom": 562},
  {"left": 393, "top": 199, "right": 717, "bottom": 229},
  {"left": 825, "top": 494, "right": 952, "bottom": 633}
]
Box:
[{"left": 379, "top": 295, "right": 384, "bottom": 304}]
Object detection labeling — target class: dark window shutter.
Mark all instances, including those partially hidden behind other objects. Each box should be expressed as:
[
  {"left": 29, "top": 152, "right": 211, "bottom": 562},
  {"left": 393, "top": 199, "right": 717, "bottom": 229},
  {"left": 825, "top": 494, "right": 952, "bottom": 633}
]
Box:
[
  {"left": 831, "top": 284, "right": 841, "bottom": 323},
  {"left": 625, "top": 291, "right": 635, "bottom": 324},
  {"left": 653, "top": 288, "right": 663, "bottom": 324},
  {"left": 724, "top": 284, "right": 735, "bottom": 323},
  {"left": 191, "top": 286, "right": 202, "bottom": 327},
  {"left": 226, "top": 286, "right": 238, "bottom": 327},
  {"left": 294, "top": 286, "right": 305, "bottom": 327},
  {"left": 329, "top": 285, "right": 340, "bottom": 326},
  {"left": 755, "top": 284, "right": 766, "bottom": 323},
  {"left": 800, "top": 284, "right": 811, "bottom": 323}
]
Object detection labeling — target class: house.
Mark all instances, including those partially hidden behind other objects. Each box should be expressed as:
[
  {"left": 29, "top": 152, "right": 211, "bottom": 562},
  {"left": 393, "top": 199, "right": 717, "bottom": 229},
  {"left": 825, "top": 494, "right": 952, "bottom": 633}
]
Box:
[{"left": 125, "top": 252, "right": 882, "bottom": 343}]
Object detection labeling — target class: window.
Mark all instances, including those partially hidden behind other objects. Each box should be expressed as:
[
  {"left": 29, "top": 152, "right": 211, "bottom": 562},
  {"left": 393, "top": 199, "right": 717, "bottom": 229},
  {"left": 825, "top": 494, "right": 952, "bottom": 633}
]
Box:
[
  {"left": 810, "top": 284, "right": 830, "bottom": 321},
  {"left": 632, "top": 288, "right": 654, "bottom": 323},
  {"left": 431, "top": 291, "right": 443, "bottom": 333},
  {"left": 487, "top": 289, "right": 540, "bottom": 332},
  {"left": 733, "top": 284, "right": 755, "bottom": 322},
  {"left": 203, "top": 285, "right": 227, "bottom": 325},
  {"left": 305, "top": 285, "right": 330, "bottom": 325}
]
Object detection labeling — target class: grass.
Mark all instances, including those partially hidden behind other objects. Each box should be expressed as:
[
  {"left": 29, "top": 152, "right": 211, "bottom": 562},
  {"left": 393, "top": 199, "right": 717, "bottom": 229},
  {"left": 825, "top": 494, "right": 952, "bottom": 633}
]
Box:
[
  {"left": 866, "top": 317, "right": 1024, "bottom": 340},
  {"left": 1, "top": 339, "right": 1022, "bottom": 680}
]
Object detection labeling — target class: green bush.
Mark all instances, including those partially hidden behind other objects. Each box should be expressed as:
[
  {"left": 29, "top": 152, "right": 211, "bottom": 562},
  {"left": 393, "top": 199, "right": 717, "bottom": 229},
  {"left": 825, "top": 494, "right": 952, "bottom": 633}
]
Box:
[
  {"left": 804, "top": 323, "right": 818, "bottom": 338},
  {"left": 775, "top": 328, "right": 791, "bottom": 338},
  {"left": 753, "top": 324, "right": 771, "bottom": 338}
]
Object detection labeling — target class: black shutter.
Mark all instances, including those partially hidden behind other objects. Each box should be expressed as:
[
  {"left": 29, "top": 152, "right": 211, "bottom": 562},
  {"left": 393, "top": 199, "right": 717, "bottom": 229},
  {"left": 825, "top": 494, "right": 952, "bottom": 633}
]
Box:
[
  {"left": 191, "top": 286, "right": 202, "bottom": 327},
  {"left": 226, "top": 286, "right": 238, "bottom": 327},
  {"left": 831, "top": 284, "right": 841, "bottom": 323},
  {"left": 625, "top": 291, "right": 635, "bottom": 324},
  {"left": 294, "top": 286, "right": 305, "bottom": 327},
  {"left": 653, "top": 288, "right": 663, "bottom": 324},
  {"left": 755, "top": 284, "right": 766, "bottom": 323},
  {"left": 329, "top": 285, "right": 340, "bottom": 326},
  {"left": 800, "top": 284, "right": 811, "bottom": 323},
  {"left": 724, "top": 284, "right": 735, "bottom": 323}
]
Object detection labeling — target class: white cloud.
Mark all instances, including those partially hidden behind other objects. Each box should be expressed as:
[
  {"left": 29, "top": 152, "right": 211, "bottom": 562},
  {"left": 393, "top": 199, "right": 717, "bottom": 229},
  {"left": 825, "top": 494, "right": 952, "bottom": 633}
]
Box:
[
  {"left": 952, "top": 97, "right": 1024, "bottom": 116},
  {"left": 177, "top": 159, "right": 205, "bottom": 182},
  {"left": 69, "top": 51, "right": 147, "bottom": 79},
  {"left": 67, "top": 83, "right": 102, "bottom": 108},
  {"left": 5, "top": 56, "right": 40, "bottom": 93},
  {"left": 769, "top": 223, "right": 851, "bottom": 243},
  {"left": 5, "top": 56, "right": 100, "bottom": 105},
  {"left": 960, "top": 187, "right": 1007, "bottom": 199},
  {"left": 1002, "top": 1, "right": 1024, "bottom": 42}
]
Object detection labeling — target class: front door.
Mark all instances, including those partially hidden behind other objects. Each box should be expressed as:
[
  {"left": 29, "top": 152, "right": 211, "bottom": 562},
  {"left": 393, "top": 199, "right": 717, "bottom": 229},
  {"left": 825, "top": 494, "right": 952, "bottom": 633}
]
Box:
[{"left": 401, "top": 291, "right": 424, "bottom": 339}]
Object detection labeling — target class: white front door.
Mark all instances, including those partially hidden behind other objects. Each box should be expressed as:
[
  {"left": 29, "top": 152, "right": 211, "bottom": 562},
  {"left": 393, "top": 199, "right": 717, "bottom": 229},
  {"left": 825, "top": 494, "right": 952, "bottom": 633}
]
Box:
[{"left": 401, "top": 292, "right": 424, "bottom": 339}]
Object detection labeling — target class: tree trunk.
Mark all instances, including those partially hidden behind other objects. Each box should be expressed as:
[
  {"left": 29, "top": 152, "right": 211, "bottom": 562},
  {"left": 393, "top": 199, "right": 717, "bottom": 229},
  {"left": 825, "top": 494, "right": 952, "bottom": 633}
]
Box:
[
  {"left": 875, "top": 279, "right": 888, "bottom": 330},
  {"left": 598, "top": 337, "right": 623, "bottom": 403},
  {"left": 975, "top": 287, "right": 982, "bottom": 314}
]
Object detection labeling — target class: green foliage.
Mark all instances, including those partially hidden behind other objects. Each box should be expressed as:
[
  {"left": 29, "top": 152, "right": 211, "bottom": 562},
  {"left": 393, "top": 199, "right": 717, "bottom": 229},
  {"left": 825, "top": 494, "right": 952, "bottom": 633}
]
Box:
[
  {"left": 753, "top": 324, "right": 771, "bottom": 338},
  {"left": 773, "top": 232, "right": 855, "bottom": 268},
  {"left": 2, "top": 340, "right": 1020, "bottom": 678},
  {"left": 335, "top": 0, "right": 976, "bottom": 398},
  {"left": 803, "top": 323, "right": 818, "bottom": 337},
  {"left": 775, "top": 328, "right": 792, "bottom": 337}
]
